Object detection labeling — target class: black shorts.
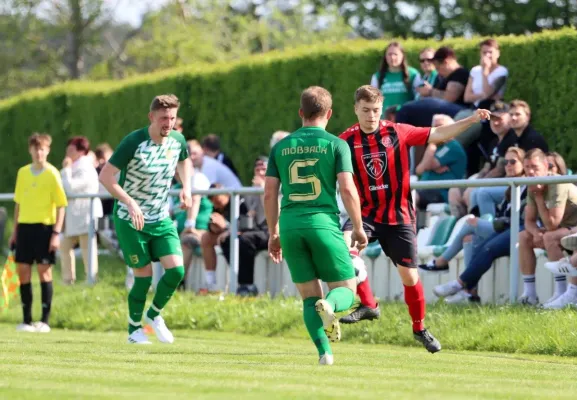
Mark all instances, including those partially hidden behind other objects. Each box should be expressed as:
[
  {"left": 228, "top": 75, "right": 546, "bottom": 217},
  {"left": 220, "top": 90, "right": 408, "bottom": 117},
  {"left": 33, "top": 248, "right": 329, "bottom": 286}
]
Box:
[
  {"left": 14, "top": 223, "right": 55, "bottom": 265},
  {"left": 342, "top": 219, "right": 417, "bottom": 268}
]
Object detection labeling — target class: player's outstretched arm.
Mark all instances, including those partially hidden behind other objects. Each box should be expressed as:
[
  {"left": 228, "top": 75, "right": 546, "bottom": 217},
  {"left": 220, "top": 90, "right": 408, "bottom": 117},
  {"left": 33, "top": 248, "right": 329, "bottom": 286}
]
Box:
[
  {"left": 264, "top": 176, "right": 282, "bottom": 263},
  {"left": 337, "top": 172, "right": 368, "bottom": 251},
  {"left": 428, "top": 109, "right": 491, "bottom": 144}
]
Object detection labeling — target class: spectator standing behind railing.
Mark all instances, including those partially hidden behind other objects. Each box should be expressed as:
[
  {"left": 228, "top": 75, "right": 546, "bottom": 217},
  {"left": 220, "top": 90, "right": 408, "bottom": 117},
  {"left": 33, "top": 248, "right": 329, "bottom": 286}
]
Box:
[
  {"left": 201, "top": 134, "right": 240, "bottom": 179},
  {"left": 59, "top": 136, "right": 103, "bottom": 285},
  {"left": 370, "top": 41, "right": 420, "bottom": 111},
  {"left": 188, "top": 139, "right": 242, "bottom": 188},
  {"left": 10, "top": 133, "right": 67, "bottom": 333},
  {"left": 518, "top": 149, "right": 577, "bottom": 307}
]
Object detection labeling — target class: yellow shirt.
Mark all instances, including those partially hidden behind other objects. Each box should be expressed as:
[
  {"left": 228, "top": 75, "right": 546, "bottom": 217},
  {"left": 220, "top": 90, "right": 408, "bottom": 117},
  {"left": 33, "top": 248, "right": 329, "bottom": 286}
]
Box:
[{"left": 14, "top": 163, "right": 68, "bottom": 225}]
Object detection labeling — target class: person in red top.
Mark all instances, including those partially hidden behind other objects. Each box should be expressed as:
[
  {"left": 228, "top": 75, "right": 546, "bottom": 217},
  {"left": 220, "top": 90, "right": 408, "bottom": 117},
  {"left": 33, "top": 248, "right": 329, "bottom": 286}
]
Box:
[{"left": 339, "top": 85, "right": 491, "bottom": 353}]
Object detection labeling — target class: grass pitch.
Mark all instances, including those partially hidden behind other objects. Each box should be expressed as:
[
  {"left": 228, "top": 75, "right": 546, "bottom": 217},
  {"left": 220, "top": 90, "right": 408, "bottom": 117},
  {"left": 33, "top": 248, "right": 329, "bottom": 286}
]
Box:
[{"left": 1, "top": 325, "right": 576, "bottom": 400}]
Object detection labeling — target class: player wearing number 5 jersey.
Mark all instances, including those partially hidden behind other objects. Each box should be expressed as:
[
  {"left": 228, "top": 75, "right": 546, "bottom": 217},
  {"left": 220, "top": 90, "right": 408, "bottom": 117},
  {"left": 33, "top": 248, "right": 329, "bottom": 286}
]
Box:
[
  {"left": 338, "top": 85, "right": 491, "bottom": 353},
  {"left": 264, "top": 86, "right": 368, "bottom": 365}
]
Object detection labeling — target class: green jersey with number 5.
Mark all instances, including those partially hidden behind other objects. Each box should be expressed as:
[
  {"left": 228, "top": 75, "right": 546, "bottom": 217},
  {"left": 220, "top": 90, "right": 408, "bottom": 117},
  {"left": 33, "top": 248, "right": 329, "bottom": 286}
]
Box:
[{"left": 265, "top": 126, "right": 354, "bottom": 231}]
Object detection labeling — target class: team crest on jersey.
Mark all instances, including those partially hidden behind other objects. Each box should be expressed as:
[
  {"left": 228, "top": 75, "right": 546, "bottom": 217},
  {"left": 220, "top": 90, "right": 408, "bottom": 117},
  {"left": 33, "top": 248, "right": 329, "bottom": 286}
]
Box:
[
  {"left": 381, "top": 136, "right": 393, "bottom": 148},
  {"left": 362, "top": 152, "right": 387, "bottom": 179}
]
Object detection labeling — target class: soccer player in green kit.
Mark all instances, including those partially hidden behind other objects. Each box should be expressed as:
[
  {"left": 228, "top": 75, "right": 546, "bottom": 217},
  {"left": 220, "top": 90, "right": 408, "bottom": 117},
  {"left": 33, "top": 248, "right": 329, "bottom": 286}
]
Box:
[
  {"left": 264, "top": 86, "right": 368, "bottom": 365},
  {"left": 99, "top": 94, "right": 192, "bottom": 344}
]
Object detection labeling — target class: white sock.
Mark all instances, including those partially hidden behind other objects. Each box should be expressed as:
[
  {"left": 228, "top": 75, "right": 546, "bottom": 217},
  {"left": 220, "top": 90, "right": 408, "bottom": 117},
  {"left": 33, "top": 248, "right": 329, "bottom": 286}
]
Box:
[
  {"left": 205, "top": 270, "right": 216, "bottom": 287},
  {"left": 566, "top": 283, "right": 577, "bottom": 300},
  {"left": 554, "top": 274, "right": 567, "bottom": 295},
  {"left": 522, "top": 274, "right": 537, "bottom": 298}
]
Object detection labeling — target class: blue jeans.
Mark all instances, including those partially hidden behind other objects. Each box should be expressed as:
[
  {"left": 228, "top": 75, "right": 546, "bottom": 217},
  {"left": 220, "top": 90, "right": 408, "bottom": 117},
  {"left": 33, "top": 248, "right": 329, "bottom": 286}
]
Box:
[
  {"left": 440, "top": 219, "right": 495, "bottom": 266},
  {"left": 459, "top": 227, "right": 522, "bottom": 289},
  {"left": 469, "top": 186, "right": 507, "bottom": 216},
  {"left": 396, "top": 98, "right": 466, "bottom": 127}
]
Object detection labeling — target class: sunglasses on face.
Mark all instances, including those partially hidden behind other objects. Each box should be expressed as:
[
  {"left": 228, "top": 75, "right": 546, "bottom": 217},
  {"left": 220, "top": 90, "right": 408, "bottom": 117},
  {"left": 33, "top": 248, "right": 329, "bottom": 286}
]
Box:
[
  {"left": 504, "top": 159, "right": 518, "bottom": 165},
  {"left": 420, "top": 58, "right": 434, "bottom": 63}
]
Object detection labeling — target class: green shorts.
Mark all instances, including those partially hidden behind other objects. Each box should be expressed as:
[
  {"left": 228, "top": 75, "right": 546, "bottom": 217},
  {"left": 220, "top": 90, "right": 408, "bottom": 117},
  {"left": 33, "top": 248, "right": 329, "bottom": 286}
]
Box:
[
  {"left": 114, "top": 217, "right": 182, "bottom": 268},
  {"left": 280, "top": 228, "right": 355, "bottom": 284}
]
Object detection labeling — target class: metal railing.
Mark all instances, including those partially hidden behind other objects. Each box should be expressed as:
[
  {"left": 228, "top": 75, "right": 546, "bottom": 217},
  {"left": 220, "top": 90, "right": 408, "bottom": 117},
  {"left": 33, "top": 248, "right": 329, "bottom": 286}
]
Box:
[{"left": 2, "top": 175, "right": 577, "bottom": 301}]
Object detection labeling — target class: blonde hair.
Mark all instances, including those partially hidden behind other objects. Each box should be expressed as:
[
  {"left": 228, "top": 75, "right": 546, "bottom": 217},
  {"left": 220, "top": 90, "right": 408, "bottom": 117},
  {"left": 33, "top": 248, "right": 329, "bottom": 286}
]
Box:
[
  {"left": 270, "top": 131, "right": 290, "bottom": 148},
  {"left": 28, "top": 133, "right": 52, "bottom": 148},
  {"left": 432, "top": 114, "right": 454, "bottom": 127},
  {"left": 509, "top": 99, "right": 531, "bottom": 119}
]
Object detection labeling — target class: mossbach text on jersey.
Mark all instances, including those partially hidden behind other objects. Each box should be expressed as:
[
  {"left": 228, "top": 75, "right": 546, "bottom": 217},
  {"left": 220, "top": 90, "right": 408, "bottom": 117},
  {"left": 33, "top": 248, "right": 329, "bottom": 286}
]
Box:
[{"left": 281, "top": 146, "right": 328, "bottom": 156}]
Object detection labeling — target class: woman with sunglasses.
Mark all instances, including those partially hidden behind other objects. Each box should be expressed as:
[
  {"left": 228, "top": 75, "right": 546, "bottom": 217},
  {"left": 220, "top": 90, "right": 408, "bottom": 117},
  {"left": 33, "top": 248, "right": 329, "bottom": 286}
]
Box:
[
  {"left": 413, "top": 48, "right": 439, "bottom": 100},
  {"left": 419, "top": 147, "right": 526, "bottom": 276},
  {"left": 430, "top": 147, "right": 529, "bottom": 303}
]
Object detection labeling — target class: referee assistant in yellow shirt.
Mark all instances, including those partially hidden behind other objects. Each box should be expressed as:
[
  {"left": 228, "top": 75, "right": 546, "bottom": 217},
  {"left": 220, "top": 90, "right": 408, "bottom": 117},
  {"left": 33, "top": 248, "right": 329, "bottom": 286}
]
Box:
[{"left": 9, "top": 133, "right": 68, "bottom": 333}]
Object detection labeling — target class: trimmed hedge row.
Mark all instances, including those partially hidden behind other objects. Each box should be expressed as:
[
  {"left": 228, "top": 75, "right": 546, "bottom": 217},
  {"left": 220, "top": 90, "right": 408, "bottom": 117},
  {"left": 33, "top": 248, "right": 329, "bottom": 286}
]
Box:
[{"left": 1, "top": 28, "right": 576, "bottom": 192}]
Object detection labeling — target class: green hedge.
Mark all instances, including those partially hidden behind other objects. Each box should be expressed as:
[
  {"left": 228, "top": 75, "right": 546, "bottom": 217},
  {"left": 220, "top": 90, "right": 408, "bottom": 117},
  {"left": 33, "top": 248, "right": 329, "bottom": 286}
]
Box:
[{"left": 1, "top": 28, "right": 576, "bottom": 192}]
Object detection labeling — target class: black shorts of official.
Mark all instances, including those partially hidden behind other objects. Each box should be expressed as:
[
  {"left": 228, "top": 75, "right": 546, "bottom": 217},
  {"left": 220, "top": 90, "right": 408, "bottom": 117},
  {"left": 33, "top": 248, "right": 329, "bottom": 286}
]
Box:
[
  {"left": 14, "top": 223, "right": 56, "bottom": 265},
  {"left": 342, "top": 219, "right": 418, "bottom": 268}
]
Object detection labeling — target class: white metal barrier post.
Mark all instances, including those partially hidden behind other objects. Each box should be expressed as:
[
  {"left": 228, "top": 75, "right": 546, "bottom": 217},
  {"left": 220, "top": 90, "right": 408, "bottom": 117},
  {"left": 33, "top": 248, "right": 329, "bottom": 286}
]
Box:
[
  {"left": 508, "top": 183, "right": 521, "bottom": 303},
  {"left": 228, "top": 194, "right": 240, "bottom": 295},
  {"left": 87, "top": 197, "right": 96, "bottom": 285}
]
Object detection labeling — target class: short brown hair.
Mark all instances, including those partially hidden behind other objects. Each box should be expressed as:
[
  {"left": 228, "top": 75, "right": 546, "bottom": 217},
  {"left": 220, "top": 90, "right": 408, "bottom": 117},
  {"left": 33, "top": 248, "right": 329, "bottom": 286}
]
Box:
[
  {"left": 509, "top": 99, "right": 531, "bottom": 118},
  {"left": 355, "top": 85, "right": 383, "bottom": 104},
  {"left": 480, "top": 38, "right": 499, "bottom": 49},
  {"left": 300, "top": 86, "right": 332, "bottom": 119},
  {"left": 28, "top": 133, "right": 52, "bottom": 148},
  {"left": 524, "top": 148, "right": 547, "bottom": 162},
  {"left": 67, "top": 136, "right": 90, "bottom": 155},
  {"left": 433, "top": 46, "right": 456, "bottom": 62},
  {"left": 505, "top": 146, "right": 525, "bottom": 161},
  {"left": 150, "top": 94, "right": 180, "bottom": 112}
]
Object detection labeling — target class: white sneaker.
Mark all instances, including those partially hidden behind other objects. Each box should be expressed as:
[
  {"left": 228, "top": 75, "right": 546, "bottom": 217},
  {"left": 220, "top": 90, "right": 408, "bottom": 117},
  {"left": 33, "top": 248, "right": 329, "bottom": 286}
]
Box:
[
  {"left": 542, "top": 292, "right": 564, "bottom": 307},
  {"left": 544, "top": 257, "right": 577, "bottom": 276},
  {"left": 16, "top": 323, "right": 36, "bottom": 333},
  {"left": 433, "top": 280, "right": 462, "bottom": 298},
  {"left": 144, "top": 315, "right": 174, "bottom": 344},
  {"left": 319, "top": 354, "right": 334, "bottom": 365},
  {"left": 33, "top": 322, "right": 51, "bottom": 333},
  {"left": 542, "top": 291, "right": 577, "bottom": 309},
  {"left": 315, "top": 299, "right": 341, "bottom": 342},
  {"left": 561, "top": 232, "right": 577, "bottom": 251},
  {"left": 518, "top": 295, "right": 539, "bottom": 306},
  {"left": 127, "top": 328, "right": 152, "bottom": 344},
  {"left": 444, "top": 290, "right": 471, "bottom": 304}
]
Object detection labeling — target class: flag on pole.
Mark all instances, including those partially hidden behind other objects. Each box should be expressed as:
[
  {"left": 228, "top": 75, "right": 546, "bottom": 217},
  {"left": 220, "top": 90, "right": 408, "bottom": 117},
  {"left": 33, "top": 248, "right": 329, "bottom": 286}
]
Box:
[{"left": 1, "top": 252, "right": 20, "bottom": 311}]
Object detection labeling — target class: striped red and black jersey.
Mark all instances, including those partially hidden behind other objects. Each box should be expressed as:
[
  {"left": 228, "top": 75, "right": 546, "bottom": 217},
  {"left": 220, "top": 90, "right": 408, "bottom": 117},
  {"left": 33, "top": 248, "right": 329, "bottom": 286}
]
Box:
[{"left": 339, "top": 120, "right": 430, "bottom": 225}]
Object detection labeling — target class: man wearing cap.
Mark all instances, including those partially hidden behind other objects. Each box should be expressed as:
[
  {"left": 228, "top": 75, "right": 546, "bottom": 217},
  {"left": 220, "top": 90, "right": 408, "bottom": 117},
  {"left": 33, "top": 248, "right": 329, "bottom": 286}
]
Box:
[{"left": 449, "top": 101, "right": 515, "bottom": 217}]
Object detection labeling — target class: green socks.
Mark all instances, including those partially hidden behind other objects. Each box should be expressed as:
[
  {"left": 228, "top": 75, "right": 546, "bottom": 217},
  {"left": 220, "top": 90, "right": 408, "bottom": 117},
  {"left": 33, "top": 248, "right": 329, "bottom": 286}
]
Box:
[
  {"left": 326, "top": 287, "right": 355, "bottom": 313},
  {"left": 146, "top": 266, "right": 185, "bottom": 320},
  {"left": 303, "top": 297, "right": 332, "bottom": 356},
  {"left": 128, "top": 276, "right": 152, "bottom": 334}
]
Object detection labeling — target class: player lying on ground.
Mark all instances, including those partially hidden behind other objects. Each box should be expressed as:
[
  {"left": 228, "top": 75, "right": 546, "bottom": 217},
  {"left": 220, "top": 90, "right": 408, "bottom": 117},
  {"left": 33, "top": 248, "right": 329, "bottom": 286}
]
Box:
[
  {"left": 99, "top": 94, "right": 192, "bottom": 345},
  {"left": 264, "top": 86, "right": 368, "bottom": 365},
  {"left": 338, "top": 85, "right": 490, "bottom": 354}
]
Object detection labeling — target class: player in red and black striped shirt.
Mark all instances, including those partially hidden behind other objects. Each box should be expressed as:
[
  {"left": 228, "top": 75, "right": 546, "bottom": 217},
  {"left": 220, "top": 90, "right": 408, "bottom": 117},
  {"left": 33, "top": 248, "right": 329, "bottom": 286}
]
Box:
[{"left": 339, "top": 85, "right": 491, "bottom": 353}]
